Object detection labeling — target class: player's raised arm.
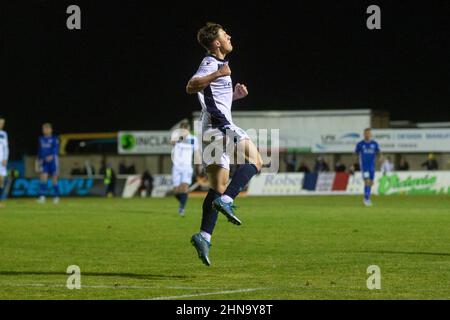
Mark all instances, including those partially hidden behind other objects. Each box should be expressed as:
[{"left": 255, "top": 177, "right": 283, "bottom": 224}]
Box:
[{"left": 186, "top": 63, "right": 231, "bottom": 94}]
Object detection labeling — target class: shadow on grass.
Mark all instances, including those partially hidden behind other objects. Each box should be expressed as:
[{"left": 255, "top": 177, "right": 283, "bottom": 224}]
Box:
[
  {"left": 355, "top": 250, "right": 450, "bottom": 257},
  {"left": 0, "top": 271, "right": 192, "bottom": 280}
]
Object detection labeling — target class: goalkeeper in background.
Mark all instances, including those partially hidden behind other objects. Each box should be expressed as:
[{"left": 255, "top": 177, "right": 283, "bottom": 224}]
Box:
[{"left": 170, "top": 120, "right": 201, "bottom": 216}]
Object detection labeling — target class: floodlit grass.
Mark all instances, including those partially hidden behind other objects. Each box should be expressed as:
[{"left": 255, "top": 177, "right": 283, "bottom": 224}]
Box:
[{"left": 0, "top": 195, "right": 449, "bottom": 299}]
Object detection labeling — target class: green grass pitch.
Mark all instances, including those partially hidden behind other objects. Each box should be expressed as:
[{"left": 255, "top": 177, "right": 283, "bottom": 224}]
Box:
[{"left": 0, "top": 195, "right": 449, "bottom": 300}]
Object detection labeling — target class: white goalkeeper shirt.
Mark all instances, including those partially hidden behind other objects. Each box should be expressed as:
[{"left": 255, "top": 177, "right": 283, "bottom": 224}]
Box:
[{"left": 171, "top": 133, "right": 199, "bottom": 169}]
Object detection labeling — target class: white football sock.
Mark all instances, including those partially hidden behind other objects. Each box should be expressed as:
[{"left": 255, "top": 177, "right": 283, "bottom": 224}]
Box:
[
  {"left": 200, "top": 231, "right": 211, "bottom": 243},
  {"left": 220, "top": 195, "right": 233, "bottom": 203}
]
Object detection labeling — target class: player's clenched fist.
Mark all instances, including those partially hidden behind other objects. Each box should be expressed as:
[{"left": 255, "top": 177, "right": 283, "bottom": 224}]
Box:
[
  {"left": 217, "top": 63, "right": 231, "bottom": 77},
  {"left": 233, "top": 83, "right": 248, "bottom": 100}
]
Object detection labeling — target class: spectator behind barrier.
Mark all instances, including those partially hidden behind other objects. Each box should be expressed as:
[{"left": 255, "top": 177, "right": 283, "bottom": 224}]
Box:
[
  {"left": 297, "top": 161, "right": 310, "bottom": 173},
  {"left": 398, "top": 156, "right": 410, "bottom": 171},
  {"left": 421, "top": 153, "right": 438, "bottom": 171},
  {"left": 314, "top": 156, "right": 330, "bottom": 173}
]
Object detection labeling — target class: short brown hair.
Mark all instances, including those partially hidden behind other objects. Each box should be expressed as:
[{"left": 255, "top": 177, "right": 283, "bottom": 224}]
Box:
[
  {"left": 197, "top": 22, "right": 223, "bottom": 50},
  {"left": 179, "top": 120, "right": 190, "bottom": 130},
  {"left": 43, "top": 122, "right": 52, "bottom": 129}
]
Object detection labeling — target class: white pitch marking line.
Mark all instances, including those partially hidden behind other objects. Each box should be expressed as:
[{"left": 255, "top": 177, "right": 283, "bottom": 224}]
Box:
[{"left": 146, "top": 288, "right": 267, "bottom": 300}]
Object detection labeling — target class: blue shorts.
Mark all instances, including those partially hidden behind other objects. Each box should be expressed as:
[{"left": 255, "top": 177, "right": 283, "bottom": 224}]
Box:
[
  {"left": 362, "top": 169, "right": 375, "bottom": 181},
  {"left": 40, "top": 160, "right": 59, "bottom": 176}
]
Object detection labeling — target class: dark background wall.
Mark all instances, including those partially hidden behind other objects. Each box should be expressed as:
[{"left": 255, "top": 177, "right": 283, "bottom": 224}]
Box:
[{"left": 2, "top": 0, "right": 449, "bottom": 157}]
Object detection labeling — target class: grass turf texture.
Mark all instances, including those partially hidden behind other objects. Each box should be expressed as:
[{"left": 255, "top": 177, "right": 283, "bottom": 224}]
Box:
[{"left": 0, "top": 195, "right": 449, "bottom": 300}]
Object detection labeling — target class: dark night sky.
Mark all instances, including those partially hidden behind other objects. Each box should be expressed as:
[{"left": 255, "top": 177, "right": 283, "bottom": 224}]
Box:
[{"left": 2, "top": 1, "right": 450, "bottom": 157}]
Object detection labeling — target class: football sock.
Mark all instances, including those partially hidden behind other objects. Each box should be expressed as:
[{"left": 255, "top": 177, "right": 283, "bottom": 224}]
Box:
[
  {"left": 179, "top": 193, "right": 188, "bottom": 209},
  {"left": 364, "top": 185, "right": 371, "bottom": 201},
  {"left": 0, "top": 187, "right": 4, "bottom": 200},
  {"left": 39, "top": 182, "right": 47, "bottom": 197},
  {"left": 53, "top": 184, "right": 60, "bottom": 197},
  {"left": 200, "top": 189, "right": 221, "bottom": 236},
  {"left": 220, "top": 194, "right": 233, "bottom": 203},
  {"left": 223, "top": 163, "right": 258, "bottom": 200},
  {"left": 174, "top": 193, "right": 181, "bottom": 203},
  {"left": 200, "top": 231, "right": 211, "bottom": 243}
]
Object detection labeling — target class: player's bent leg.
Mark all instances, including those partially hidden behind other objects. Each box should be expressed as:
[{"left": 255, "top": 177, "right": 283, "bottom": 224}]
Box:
[
  {"left": 206, "top": 164, "right": 229, "bottom": 194},
  {"left": 240, "top": 138, "right": 263, "bottom": 171},
  {"left": 208, "top": 165, "right": 243, "bottom": 226},
  {"left": 213, "top": 139, "right": 260, "bottom": 223},
  {"left": 204, "top": 165, "right": 231, "bottom": 227}
]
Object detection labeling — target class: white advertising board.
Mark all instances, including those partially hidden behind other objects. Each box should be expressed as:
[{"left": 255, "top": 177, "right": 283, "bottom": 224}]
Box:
[
  {"left": 313, "top": 129, "right": 450, "bottom": 153},
  {"left": 247, "top": 173, "right": 305, "bottom": 196},
  {"left": 118, "top": 131, "right": 172, "bottom": 154}
]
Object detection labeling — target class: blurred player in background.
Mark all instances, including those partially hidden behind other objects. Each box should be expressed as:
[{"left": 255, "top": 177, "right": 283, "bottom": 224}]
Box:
[
  {"left": 37, "top": 123, "right": 60, "bottom": 204},
  {"left": 355, "top": 128, "right": 380, "bottom": 206},
  {"left": 103, "top": 162, "right": 116, "bottom": 197},
  {"left": 380, "top": 156, "right": 394, "bottom": 175},
  {"left": 170, "top": 120, "right": 201, "bottom": 216},
  {"left": 0, "top": 116, "right": 9, "bottom": 207},
  {"left": 186, "top": 23, "right": 263, "bottom": 266}
]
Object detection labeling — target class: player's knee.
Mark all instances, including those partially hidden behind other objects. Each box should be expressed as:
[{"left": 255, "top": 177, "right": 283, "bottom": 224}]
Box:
[
  {"left": 250, "top": 154, "right": 263, "bottom": 172},
  {"left": 211, "top": 182, "right": 227, "bottom": 194},
  {"left": 245, "top": 145, "right": 262, "bottom": 172},
  {"left": 218, "top": 182, "right": 227, "bottom": 194},
  {"left": 255, "top": 155, "right": 263, "bottom": 171}
]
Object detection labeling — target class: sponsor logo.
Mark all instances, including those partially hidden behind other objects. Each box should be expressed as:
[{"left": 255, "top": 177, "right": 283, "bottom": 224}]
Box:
[
  {"left": 340, "top": 133, "right": 360, "bottom": 139},
  {"left": 315, "top": 132, "right": 360, "bottom": 150},
  {"left": 134, "top": 135, "right": 170, "bottom": 147},
  {"left": 12, "top": 178, "right": 94, "bottom": 197},
  {"left": 120, "top": 134, "right": 136, "bottom": 150},
  {"left": 119, "top": 132, "right": 172, "bottom": 154},
  {"left": 264, "top": 174, "right": 303, "bottom": 187},
  {"left": 249, "top": 173, "right": 304, "bottom": 195},
  {"left": 373, "top": 133, "right": 391, "bottom": 140},
  {"left": 377, "top": 174, "right": 448, "bottom": 195}
]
